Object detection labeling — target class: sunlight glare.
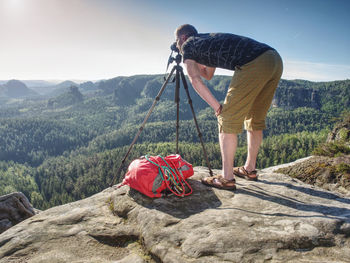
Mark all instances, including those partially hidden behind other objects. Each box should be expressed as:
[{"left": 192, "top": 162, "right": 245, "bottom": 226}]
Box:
[
  {"left": 8, "top": 0, "right": 22, "bottom": 7},
  {"left": 4, "top": 0, "right": 25, "bottom": 14}
]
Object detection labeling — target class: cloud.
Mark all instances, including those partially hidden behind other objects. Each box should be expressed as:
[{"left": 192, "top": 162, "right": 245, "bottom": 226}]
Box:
[{"left": 282, "top": 60, "right": 350, "bottom": 81}]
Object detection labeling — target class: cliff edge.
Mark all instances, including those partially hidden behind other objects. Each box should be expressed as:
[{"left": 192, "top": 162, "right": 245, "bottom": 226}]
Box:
[{"left": 1, "top": 163, "right": 350, "bottom": 263}]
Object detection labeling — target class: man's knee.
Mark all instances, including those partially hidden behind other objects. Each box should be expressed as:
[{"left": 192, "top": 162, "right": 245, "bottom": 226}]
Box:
[{"left": 244, "top": 119, "right": 266, "bottom": 131}]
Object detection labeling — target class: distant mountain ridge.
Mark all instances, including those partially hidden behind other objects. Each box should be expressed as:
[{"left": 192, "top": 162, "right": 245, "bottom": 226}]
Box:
[
  {"left": 0, "top": 80, "right": 37, "bottom": 98},
  {"left": 0, "top": 80, "right": 58, "bottom": 87},
  {"left": 95, "top": 75, "right": 350, "bottom": 111},
  {"left": 0, "top": 79, "right": 98, "bottom": 97},
  {"left": 2, "top": 77, "right": 348, "bottom": 110}
]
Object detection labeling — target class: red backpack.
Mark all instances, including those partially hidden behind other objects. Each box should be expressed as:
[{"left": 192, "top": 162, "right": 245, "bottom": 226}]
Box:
[{"left": 121, "top": 154, "right": 194, "bottom": 198}]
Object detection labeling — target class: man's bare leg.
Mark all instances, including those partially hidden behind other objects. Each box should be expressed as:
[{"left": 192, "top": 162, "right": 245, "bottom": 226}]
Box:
[
  {"left": 219, "top": 132, "right": 237, "bottom": 180},
  {"left": 244, "top": 130, "right": 263, "bottom": 172}
]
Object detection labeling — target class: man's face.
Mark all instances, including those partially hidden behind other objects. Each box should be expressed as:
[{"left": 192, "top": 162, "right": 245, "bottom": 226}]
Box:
[{"left": 176, "top": 34, "right": 186, "bottom": 51}]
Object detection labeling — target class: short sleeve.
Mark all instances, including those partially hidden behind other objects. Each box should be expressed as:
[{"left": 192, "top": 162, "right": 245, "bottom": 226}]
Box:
[{"left": 182, "top": 39, "right": 196, "bottom": 62}]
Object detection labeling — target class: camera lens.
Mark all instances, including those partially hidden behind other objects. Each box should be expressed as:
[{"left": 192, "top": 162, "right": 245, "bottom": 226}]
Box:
[{"left": 170, "top": 42, "right": 179, "bottom": 52}]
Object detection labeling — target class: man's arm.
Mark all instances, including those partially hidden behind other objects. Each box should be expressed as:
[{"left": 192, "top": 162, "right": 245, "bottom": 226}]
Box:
[
  {"left": 184, "top": 59, "right": 221, "bottom": 114},
  {"left": 197, "top": 63, "right": 216, "bottom": 80}
]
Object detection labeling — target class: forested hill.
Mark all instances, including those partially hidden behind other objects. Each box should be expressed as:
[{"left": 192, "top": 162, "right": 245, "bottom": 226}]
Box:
[
  {"left": 97, "top": 75, "right": 349, "bottom": 113},
  {"left": 0, "top": 75, "right": 349, "bottom": 210}
]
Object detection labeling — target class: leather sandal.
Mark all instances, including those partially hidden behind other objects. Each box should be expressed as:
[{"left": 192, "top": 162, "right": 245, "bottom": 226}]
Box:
[
  {"left": 201, "top": 175, "right": 236, "bottom": 190},
  {"left": 233, "top": 166, "right": 258, "bottom": 181}
]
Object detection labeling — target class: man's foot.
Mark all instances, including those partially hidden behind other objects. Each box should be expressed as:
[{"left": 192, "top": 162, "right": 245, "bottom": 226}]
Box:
[
  {"left": 233, "top": 166, "right": 258, "bottom": 181},
  {"left": 201, "top": 175, "right": 236, "bottom": 190}
]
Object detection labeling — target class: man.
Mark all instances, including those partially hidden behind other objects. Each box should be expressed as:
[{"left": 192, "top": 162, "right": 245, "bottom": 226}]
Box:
[{"left": 175, "top": 24, "right": 283, "bottom": 190}]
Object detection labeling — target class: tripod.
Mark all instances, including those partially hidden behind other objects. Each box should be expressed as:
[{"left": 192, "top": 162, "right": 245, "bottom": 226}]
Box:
[{"left": 109, "top": 51, "right": 213, "bottom": 187}]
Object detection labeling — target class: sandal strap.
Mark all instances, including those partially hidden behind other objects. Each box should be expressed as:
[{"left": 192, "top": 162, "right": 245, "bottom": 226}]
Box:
[
  {"left": 202, "top": 175, "right": 236, "bottom": 190},
  {"left": 217, "top": 177, "right": 236, "bottom": 186},
  {"left": 233, "top": 166, "right": 258, "bottom": 181},
  {"left": 239, "top": 166, "right": 257, "bottom": 175}
]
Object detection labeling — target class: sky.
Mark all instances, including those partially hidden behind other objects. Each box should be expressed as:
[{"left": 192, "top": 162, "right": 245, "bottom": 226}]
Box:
[{"left": 0, "top": 0, "right": 349, "bottom": 82}]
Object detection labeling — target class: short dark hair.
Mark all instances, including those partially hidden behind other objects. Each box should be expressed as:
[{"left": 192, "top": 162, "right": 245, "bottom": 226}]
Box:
[{"left": 175, "top": 24, "right": 198, "bottom": 38}]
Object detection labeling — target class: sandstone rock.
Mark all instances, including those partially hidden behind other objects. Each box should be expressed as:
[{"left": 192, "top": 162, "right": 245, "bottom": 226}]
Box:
[
  {"left": 0, "top": 192, "right": 36, "bottom": 234},
  {"left": 1, "top": 164, "right": 350, "bottom": 262},
  {"left": 327, "top": 114, "right": 350, "bottom": 146},
  {"left": 276, "top": 155, "right": 350, "bottom": 196}
]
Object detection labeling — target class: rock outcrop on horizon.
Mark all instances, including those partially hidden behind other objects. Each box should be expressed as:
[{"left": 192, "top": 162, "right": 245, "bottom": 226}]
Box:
[
  {"left": 0, "top": 80, "right": 38, "bottom": 98},
  {"left": 47, "top": 86, "right": 84, "bottom": 108},
  {"left": 327, "top": 113, "right": 350, "bottom": 147},
  {"left": 0, "top": 192, "right": 37, "bottom": 234},
  {"left": 1, "top": 161, "right": 350, "bottom": 263}
]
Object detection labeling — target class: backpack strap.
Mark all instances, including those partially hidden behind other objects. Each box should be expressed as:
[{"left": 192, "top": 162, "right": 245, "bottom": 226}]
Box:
[
  {"left": 145, "top": 155, "right": 192, "bottom": 197},
  {"left": 161, "top": 156, "right": 192, "bottom": 196}
]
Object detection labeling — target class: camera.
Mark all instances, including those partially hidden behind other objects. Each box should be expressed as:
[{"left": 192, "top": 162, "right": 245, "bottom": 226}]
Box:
[
  {"left": 170, "top": 42, "right": 179, "bottom": 53},
  {"left": 166, "top": 42, "right": 182, "bottom": 71}
]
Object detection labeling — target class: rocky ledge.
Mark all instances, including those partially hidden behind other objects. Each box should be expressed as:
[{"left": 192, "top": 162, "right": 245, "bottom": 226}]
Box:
[
  {"left": 1, "top": 162, "right": 350, "bottom": 263},
  {"left": 276, "top": 155, "right": 350, "bottom": 196},
  {"left": 0, "top": 192, "right": 37, "bottom": 234}
]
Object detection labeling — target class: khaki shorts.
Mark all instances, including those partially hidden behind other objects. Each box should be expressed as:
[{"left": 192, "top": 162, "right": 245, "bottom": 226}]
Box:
[{"left": 217, "top": 49, "right": 283, "bottom": 134}]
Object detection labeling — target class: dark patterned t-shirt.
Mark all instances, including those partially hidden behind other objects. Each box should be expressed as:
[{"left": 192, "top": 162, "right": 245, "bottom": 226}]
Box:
[{"left": 182, "top": 33, "right": 273, "bottom": 70}]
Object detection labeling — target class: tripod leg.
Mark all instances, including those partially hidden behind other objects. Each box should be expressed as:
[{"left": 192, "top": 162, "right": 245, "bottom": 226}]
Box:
[
  {"left": 175, "top": 66, "right": 180, "bottom": 154},
  {"left": 180, "top": 70, "right": 214, "bottom": 177},
  {"left": 109, "top": 66, "right": 177, "bottom": 187}
]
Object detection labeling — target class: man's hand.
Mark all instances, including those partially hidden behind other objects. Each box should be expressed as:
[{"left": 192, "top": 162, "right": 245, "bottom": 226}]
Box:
[{"left": 215, "top": 104, "right": 223, "bottom": 117}]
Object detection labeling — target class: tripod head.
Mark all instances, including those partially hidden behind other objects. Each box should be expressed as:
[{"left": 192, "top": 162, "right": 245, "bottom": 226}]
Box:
[{"left": 166, "top": 42, "right": 182, "bottom": 71}]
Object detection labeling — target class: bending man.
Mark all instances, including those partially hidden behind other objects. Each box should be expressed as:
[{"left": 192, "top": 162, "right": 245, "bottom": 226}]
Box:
[{"left": 175, "top": 24, "right": 283, "bottom": 190}]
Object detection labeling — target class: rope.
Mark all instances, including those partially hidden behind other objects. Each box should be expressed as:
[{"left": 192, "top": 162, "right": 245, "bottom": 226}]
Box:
[{"left": 145, "top": 155, "right": 192, "bottom": 197}]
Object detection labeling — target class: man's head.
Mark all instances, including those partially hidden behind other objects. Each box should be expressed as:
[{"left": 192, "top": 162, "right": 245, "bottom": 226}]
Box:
[{"left": 175, "top": 24, "right": 198, "bottom": 50}]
